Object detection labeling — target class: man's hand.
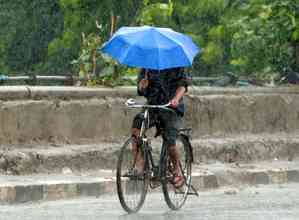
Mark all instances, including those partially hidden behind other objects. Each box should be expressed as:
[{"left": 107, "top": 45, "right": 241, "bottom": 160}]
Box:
[
  {"left": 138, "top": 79, "right": 149, "bottom": 90},
  {"left": 170, "top": 98, "right": 179, "bottom": 108}
]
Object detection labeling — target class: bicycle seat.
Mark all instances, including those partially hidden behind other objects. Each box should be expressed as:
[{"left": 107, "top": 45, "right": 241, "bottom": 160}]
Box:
[
  {"left": 178, "top": 128, "right": 192, "bottom": 137},
  {"left": 178, "top": 128, "right": 192, "bottom": 132}
]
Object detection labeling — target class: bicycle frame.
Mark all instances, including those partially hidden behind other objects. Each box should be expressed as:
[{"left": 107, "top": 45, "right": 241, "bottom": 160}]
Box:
[
  {"left": 127, "top": 99, "right": 171, "bottom": 183},
  {"left": 126, "top": 98, "right": 198, "bottom": 194},
  {"left": 139, "top": 108, "right": 149, "bottom": 139},
  {"left": 114, "top": 98, "right": 200, "bottom": 215},
  {"left": 140, "top": 108, "right": 162, "bottom": 186}
]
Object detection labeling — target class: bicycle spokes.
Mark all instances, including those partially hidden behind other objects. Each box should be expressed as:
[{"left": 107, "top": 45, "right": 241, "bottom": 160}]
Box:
[
  {"left": 116, "top": 138, "right": 149, "bottom": 213},
  {"left": 161, "top": 135, "right": 192, "bottom": 210}
]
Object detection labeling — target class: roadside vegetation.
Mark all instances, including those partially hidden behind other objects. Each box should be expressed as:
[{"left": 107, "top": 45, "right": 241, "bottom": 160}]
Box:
[{"left": 0, "top": 0, "right": 298, "bottom": 86}]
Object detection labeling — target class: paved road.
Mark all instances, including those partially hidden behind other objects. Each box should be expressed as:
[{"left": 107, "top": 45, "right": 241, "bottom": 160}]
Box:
[{"left": 1, "top": 184, "right": 299, "bottom": 220}]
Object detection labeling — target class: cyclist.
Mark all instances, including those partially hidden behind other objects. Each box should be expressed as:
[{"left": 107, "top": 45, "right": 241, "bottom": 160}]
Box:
[{"left": 131, "top": 67, "right": 191, "bottom": 188}]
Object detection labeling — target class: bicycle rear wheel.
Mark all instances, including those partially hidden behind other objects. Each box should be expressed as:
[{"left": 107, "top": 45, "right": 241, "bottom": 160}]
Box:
[
  {"left": 116, "top": 137, "right": 149, "bottom": 213},
  {"left": 161, "top": 135, "right": 192, "bottom": 210}
]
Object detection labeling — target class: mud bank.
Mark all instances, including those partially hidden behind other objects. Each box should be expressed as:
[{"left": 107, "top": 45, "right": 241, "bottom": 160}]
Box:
[{"left": 0, "top": 86, "right": 299, "bottom": 146}]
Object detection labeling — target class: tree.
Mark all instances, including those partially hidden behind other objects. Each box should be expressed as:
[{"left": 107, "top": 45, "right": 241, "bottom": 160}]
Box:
[
  {"left": 230, "top": 0, "right": 299, "bottom": 76},
  {"left": 46, "top": 0, "right": 144, "bottom": 74},
  {"left": 0, "top": 0, "right": 297, "bottom": 79},
  {"left": 0, "top": 0, "right": 63, "bottom": 74}
]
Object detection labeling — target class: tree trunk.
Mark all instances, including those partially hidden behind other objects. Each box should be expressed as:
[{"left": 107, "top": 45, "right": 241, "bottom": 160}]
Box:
[
  {"left": 110, "top": 11, "right": 119, "bottom": 80},
  {"left": 296, "top": 43, "right": 299, "bottom": 70},
  {"left": 110, "top": 12, "right": 117, "bottom": 37},
  {"left": 92, "top": 49, "right": 97, "bottom": 76}
]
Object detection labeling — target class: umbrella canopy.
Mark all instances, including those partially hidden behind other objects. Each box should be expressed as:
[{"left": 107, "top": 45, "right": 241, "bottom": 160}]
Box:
[{"left": 101, "top": 26, "right": 200, "bottom": 70}]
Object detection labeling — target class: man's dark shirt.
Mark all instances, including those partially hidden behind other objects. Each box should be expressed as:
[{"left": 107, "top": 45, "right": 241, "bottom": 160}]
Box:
[{"left": 137, "top": 68, "right": 191, "bottom": 116}]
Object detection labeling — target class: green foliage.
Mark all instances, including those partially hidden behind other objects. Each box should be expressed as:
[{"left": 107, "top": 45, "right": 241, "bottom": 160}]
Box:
[
  {"left": 0, "top": 0, "right": 298, "bottom": 82},
  {"left": 0, "top": 0, "right": 63, "bottom": 74},
  {"left": 71, "top": 31, "right": 138, "bottom": 87},
  {"left": 71, "top": 33, "right": 103, "bottom": 78},
  {"left": 208, "top": 25, "right": 226, "bottom": 42},
  {"left": 45, "top": 0, "right": 144, "bottom": 74},
  {"left": 229, "top": 0, "right": 299, "bottom": 76},
  {"left": 202, "top": 42, "right": 223, "bottom": 65},
  {"left": 137, "top": 0, "right": 174, "bottom": 26}
]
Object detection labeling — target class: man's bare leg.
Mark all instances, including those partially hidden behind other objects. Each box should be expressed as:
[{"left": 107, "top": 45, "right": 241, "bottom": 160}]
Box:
[
  {"left": 131, "top": 128, "right": 145, "bottom": 174},
  {"left": 169, "top": 144, "right": 184, "bottom": 187}
]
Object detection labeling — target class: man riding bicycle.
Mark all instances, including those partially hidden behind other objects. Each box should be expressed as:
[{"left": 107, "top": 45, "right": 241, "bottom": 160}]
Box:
[{"left": 131, "top": 67, "right": 191, "bottom": 188}]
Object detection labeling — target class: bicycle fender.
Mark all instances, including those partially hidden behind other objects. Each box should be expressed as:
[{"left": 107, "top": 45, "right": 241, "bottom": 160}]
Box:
[{"left": 179, "top": 134, "right": 194, "bottom": 163}]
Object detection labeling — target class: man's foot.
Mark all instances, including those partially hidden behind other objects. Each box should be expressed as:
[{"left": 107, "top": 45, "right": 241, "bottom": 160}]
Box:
[
  {"left": 133, "top": 166, "right": 144, "bottom": 176},
  {"left": 173, "top": 175, "right": 185, "bottom": 188},
  {"left": 134, "top": 158, "right": 145, "bottom": 176}
]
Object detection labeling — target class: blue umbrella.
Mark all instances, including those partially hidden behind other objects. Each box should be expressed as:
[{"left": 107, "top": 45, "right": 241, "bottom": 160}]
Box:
[{"left": 101, "top": 26, "right": 200, "bottom": 70}]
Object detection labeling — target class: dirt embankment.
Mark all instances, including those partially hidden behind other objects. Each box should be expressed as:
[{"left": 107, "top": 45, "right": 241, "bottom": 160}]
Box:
[
  {"left": 0, "top": 86, "right": 299, "bottom": 147},
  {"left": 0, "top": 86, "right": 299, "bottom": 175}
]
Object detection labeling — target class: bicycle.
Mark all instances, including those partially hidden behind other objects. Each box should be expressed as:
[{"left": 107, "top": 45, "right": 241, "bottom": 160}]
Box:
[{"left": 116, "top": 99, "right": 198, "bottom": 213}]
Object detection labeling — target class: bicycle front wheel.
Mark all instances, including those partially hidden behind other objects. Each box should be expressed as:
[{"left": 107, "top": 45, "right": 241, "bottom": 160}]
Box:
[
  {"left": 161, "top": 135, "right": 192, "bottom": 210},
  {"left": 116, "top": 137, "right": 149, "bottom": 213}
]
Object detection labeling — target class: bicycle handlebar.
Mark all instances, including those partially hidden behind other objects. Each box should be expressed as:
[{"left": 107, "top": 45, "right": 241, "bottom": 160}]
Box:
[{"left": 125, "top": 98, "right": 173, "bottom": 112}]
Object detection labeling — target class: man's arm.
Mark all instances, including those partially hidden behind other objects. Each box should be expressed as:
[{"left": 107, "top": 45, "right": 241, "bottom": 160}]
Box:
[
  {"left": 137, "top": 69, "right": 149, "bottom": 96},
  {"left": 170, "top": 69, "right": 191, "bottom": 107},
  {"left": 170, "top": 86, "right": 186, "bottom": 107}
]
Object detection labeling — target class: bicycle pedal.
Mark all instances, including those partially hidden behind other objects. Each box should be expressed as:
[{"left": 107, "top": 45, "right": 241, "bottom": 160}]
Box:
[
  {"left": 123, "top": 169, "right": 145, "bottom": 181},
  {"left": 150, "top": 175, "right": 161, "bottom": 187},
  {"left": 174, "top": 188, "right": 184, "bottom": 194},
  {"left": 187, "top": 192, "right": 199, "bottom": 196},
  {"left": 150, "top": 181, "right": 161, "bottom": 189}
]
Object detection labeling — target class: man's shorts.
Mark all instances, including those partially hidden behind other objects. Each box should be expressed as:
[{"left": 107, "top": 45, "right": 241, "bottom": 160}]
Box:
[{"left": 132, "top": 110, "right": 182, "bottom": 146}]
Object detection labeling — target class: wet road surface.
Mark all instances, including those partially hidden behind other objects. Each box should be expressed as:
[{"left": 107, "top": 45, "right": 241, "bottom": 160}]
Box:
[{"left": 1, "top": 184, "right": 299, "bottom": 220}]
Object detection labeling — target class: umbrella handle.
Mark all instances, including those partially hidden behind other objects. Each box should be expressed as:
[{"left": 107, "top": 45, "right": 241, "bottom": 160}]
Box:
[{"left": 144, "top": 69, "right": 148, "bottom": 80}]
